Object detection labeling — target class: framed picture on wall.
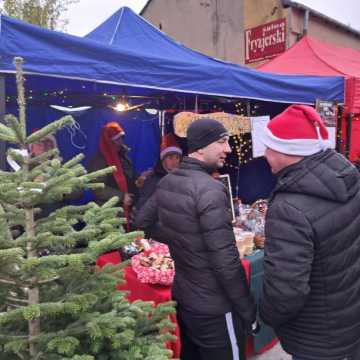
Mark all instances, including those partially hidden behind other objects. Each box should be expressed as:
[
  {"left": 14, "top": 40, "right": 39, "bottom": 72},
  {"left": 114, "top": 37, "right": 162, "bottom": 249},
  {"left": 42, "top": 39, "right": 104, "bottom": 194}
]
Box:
[{"left": 219, "top": 174, "right": 236, "bottom": 223}]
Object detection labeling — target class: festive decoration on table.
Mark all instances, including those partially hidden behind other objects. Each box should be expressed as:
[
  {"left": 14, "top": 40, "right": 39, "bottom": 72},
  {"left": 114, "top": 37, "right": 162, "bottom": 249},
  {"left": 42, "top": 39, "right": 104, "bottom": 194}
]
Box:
[
  {"left": 235, "top": 199, "right": 268, "bottom": 250},
  {"left": 233, "top": 228, "right": 254, "bottom": 258},
  {"left": 120, "top": 238, "right": 151, "bottom": 260},
  {"left": 0, "top": 58, "right": 175, "bottom": 360},
  {"left": 173, "top": 111, "right": 251, "bottom": 137},
  {"left": 251, "top": 199, "right": 268, "bottom": 249},
  {"left": 131, "top": 243, "right": 175, "bottom": 286}
]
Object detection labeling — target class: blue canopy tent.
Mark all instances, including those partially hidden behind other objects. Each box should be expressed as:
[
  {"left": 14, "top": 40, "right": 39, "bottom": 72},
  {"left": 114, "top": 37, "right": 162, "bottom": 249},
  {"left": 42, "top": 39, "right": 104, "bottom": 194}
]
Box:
[
  {"left": 0, "top": 8, "right": 344, "bottom": 103},
  {"left": 0, "top": 8, "right": 345, "bottom": 201}
]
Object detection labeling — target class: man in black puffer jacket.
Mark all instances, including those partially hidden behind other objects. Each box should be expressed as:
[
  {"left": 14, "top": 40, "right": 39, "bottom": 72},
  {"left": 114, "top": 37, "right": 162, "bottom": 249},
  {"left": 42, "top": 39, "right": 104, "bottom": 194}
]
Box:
[
  {"left": 259, "top": 105, "right": 360, "bottom": 360},
  {"left": 136, "top": 118, "right": 257, "bottom": 360}
]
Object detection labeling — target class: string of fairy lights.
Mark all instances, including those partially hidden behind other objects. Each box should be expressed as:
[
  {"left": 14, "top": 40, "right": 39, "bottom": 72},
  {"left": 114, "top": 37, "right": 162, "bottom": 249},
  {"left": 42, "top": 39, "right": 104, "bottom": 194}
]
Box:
[
  {"left": 6, "top": 89, "right": 122, "bottom": 105},
  {"left": 212, "top": 101, "right": 255, "bottom": 168},
  {"left": 227, "top": 133, "right": 253, "bottom": 168},
  {"left": 6, "top": 86, "right": 358, "bottom": 164}
]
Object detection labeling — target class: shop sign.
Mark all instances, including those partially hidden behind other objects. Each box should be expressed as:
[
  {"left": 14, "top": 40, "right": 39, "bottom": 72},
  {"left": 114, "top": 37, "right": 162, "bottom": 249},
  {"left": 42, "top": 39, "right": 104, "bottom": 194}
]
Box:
[{"left": 245, "top": 19, "right": 286, "bottom": 64}]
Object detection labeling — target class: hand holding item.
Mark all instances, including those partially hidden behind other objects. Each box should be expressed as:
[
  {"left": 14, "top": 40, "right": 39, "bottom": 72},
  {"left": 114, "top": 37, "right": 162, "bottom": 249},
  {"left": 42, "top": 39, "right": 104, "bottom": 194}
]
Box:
[
  {"left": 254, "top": 234, "right": 265, "bottom": 249},
  {"left": 135, "top": 175, "right": 147, "bottom": 188},
  {"left": 123, "top": 193, "right": 134, "bottom": 207},
  {"left": 135, "top": 169, "right": 154, "bottom": 188}
]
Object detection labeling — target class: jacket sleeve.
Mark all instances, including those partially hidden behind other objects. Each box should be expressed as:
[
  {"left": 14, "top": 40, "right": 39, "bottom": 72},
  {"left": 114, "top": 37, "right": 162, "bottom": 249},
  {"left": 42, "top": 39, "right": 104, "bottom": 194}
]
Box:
[
  {"left": 88, "top": 153, "right": 125, "bottom": 204},
  {"left": 92, "top": 181, "right": 125, "bottom": 204},
  {"left": 136, "top": 177, "right": 157, "bottom": 211},
  {"left": 135, "top": 192, "right": 158, "bottom": 229},
  {"left": 260, "top": 200, "right": 314, "bottom": 328},
  {"left": 134, "top": 193, "right": 168, "bottom": 244},
  {"left": 197, "top": 188, "right": 257, "bottom": 328}
]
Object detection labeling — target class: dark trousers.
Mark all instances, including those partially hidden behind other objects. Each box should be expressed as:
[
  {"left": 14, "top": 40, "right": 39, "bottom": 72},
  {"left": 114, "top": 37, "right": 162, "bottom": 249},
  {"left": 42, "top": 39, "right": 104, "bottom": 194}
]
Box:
[{"left": 177, "top": 306, "right": 247, "bottom": 360}]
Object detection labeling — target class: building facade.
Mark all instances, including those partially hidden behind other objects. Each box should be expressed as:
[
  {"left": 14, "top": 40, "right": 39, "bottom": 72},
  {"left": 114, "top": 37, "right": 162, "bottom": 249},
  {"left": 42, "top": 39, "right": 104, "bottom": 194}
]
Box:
[{"left": 140, "top": 0, "right": 360, "bottom": 67}]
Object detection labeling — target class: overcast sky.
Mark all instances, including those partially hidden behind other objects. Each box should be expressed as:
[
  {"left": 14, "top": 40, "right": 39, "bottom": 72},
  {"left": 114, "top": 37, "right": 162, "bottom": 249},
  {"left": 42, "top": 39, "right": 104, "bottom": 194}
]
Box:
[
  {"left": 65, "top": 0, "right": 360, "bottom": 37},
  {"left": 66, "top": 0, "right": 147, "bottom": 36}
]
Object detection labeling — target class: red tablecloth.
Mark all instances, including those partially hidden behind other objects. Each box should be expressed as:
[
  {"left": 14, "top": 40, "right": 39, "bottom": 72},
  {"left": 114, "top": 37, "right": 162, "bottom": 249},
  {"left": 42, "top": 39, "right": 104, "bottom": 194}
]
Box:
[{"left": 96, "top": 251, "right": 277, "bottom": 358}]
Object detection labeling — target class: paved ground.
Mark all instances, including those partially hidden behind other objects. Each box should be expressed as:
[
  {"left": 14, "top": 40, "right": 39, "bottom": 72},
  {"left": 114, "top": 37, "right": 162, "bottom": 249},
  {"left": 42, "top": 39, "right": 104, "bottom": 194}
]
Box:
[{"left": 250, "top": 342, "right": 292, "bottom": 360}]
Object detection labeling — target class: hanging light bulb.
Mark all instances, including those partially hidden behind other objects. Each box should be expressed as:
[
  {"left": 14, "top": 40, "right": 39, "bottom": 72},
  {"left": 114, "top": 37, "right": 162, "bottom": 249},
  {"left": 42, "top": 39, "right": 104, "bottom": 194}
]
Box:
[
  {"left": 114, "top": 102, "right": 128, "bottom": 112},
  {"left": 111, "top": 100, "right": 145, "bottom": 112}
]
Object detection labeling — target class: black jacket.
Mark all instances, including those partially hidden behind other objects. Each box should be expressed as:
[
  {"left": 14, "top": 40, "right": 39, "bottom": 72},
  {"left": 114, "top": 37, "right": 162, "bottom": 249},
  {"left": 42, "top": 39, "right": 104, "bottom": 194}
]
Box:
[
  {"left": 260, "top": 150, "right": 360, "bottom": 360},
  {"left": 87, "top": 148, "right": 136, "bottom": 205},
  {"left": 136, "top": 161, "right": 167, "bottom": 211},
  {"left": 136, "top": 157, "right": 256, "bottom": 327}
]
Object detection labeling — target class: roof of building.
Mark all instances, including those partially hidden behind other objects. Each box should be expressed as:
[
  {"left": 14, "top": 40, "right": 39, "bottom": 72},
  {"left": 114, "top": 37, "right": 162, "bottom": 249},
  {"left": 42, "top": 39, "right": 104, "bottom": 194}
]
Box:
[
  {"left": 139, "top": 0, "right": 152, "bottom": 15},
  {"left": 141, "top": 0, "right": 360, "bottom": 38},
  {"left": 282, "top": 0, "right": 360, "bottom": 38}
]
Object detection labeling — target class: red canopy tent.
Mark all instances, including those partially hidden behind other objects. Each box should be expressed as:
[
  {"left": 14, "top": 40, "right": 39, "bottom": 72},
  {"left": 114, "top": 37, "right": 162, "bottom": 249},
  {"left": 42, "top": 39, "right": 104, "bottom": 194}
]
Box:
[{"left": 258, "top": 36, "right": 360, "bottom": 161}]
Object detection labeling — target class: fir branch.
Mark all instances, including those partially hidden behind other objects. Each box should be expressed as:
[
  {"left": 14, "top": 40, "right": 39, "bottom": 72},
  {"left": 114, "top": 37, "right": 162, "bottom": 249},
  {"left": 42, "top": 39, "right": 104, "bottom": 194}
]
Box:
[
  {"left": 4, "top": 114, "right": 26, "bottom": 143},
  {"left": 81, "top": 167, "right": 115, "bottom": 182},
  {"left": 0, "top": 278, "right": 17, "bottom": 285},
  {"left": 44, "top": 171, "right": 78, "bottom": 192},
  {"left": 0, "top": 334, "right": 27, "bottom": 340},
  {"left": 28, "top": 149, "right": 60, "bottom": 167},
  {"left": 0, "top": 122, "right": 18, "bottom": 143},
  {"left": 0, "top": 248, "right": 25, "bottom": 262},
  {"left": 0, "top": 190, "right": 22, "bottom": 205},
  {"left": 63, "top": 154, "right": 85, "bottom": 169},
  {"left": 84, "top": 183, "right": 104, "bottom": 191},
  {"left": 33, "top": 232, "right": 65, "bottom": 249},
  {"left": 37, "top": 276, "right": 60, "bottom": 285},
  {"left": 0, "top": 169, "right": 19, "bottom": 181},
  {"left": 22, "top": 253, "right": 92, "bottom": 273},
  {"left": 6, "top": 296, "right": 29, "bottom": 305},
  {"left": 25, "top": 116, "right": 75, "bottom": 145},
  {"left": 88, "top": 232, "right": 141, "bottom": 259},
  {"left": 7, "top": 147, "right": 28, "bottom": 166},
  {"left": 0, "top": 204, "right": 14, "bottom": 243}
]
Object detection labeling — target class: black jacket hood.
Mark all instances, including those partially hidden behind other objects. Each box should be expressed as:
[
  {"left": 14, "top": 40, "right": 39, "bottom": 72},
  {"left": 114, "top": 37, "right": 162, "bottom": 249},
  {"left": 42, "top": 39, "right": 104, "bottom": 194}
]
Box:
[{"left": 274, "top": 150, "right": 360, "bottom": 203}]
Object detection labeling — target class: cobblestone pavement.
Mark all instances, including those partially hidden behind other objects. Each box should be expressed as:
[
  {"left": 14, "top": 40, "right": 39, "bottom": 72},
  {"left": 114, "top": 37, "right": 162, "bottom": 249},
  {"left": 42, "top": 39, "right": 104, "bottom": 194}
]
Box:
[{"left": 250, "top": 342, "right": 292, "bottom": 360}]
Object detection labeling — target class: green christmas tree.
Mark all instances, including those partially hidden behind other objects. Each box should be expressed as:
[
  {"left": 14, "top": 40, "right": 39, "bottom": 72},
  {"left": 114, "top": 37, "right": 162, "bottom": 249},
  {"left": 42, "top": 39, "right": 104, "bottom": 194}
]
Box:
[{"left": 0, "top": 57, "right": 176, "bottom": 360}]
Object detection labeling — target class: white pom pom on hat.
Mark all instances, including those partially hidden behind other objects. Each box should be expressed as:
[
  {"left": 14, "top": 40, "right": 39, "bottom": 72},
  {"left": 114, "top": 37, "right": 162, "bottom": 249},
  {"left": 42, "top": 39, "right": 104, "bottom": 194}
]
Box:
[
  {"left": 160, "top": 133, "right": 183, "bottom": 160},
  {"left": 260, "top": 104, "right": 330, "bottom": 156}
]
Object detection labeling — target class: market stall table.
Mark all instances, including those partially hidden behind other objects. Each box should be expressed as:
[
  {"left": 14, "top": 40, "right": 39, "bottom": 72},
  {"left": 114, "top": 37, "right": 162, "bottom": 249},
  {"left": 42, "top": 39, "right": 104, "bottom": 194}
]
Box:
[{"left": 96, "top": 249, "right": 277, "bottom": 358}]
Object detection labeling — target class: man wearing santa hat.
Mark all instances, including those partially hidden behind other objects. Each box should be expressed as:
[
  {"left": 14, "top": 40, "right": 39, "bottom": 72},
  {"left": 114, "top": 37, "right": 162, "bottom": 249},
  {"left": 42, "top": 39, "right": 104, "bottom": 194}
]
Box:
[{"left": 259, "top": 105, "right": 360, "bottom": 360}]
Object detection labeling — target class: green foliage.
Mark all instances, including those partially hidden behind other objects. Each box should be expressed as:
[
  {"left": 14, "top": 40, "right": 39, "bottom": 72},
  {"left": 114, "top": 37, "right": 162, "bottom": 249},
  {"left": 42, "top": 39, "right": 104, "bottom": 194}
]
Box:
[
  {"left": 1, "top": 0, "right": 79, "bottom": 30},
  {"left": 0, "top": 58, "right": 176, "bottom": 359}
]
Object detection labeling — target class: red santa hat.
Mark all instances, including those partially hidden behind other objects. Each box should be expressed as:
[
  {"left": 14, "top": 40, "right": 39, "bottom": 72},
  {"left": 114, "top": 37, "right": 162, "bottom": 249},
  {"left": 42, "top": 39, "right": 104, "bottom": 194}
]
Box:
[
  {"left": 260, "top": 105, "right": 330, "bottom": 156},
  {"left": 160, "top": 133, "right": 182, "bottom": 160},
  {"left": 102, "top": 122, "right": 125, "bottom": 141}
]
